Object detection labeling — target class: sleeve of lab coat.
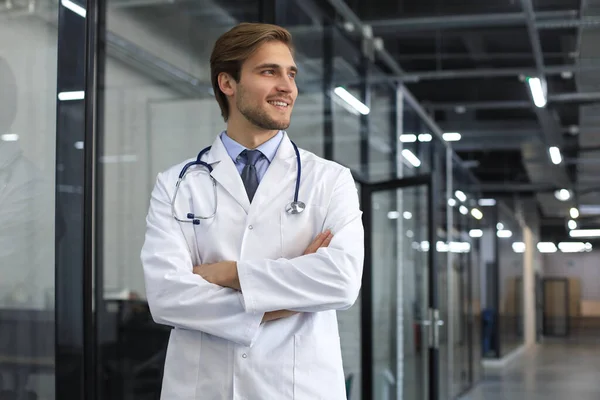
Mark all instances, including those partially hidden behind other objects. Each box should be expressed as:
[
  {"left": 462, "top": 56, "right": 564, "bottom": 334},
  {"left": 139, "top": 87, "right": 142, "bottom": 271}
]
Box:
[
  {"left": 140, "top": 172, "right": 264, "bottom": 347},
  {"left": 237, "top": 168, "right": 364, "bottom": 314}
]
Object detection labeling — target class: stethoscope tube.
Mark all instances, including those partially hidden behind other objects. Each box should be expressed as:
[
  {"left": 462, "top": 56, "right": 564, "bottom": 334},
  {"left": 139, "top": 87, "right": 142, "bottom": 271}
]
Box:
[{"left": 172, "top": 140, "right": 305, "bottom": 225}]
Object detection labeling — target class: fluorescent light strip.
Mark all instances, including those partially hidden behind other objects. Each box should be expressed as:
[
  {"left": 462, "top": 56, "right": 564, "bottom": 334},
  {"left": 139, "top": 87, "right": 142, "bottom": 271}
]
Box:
[
  {"left": 548, "top": 146, "right": 562, "bottom": 165},
  {"left": 537, "top": 242, "right": 557, "bottom": 253},
  {"left": 58, "top": 91, "right": 85, "bottom": 101},
  {"left": 455, "top": 190, "right": 467, "bottom": 202},
  {"left": 569, "top": 229, "right": 600, "bottom": 238},
  {"left": 459, "top": 205, "right": 468, "bottom": 215},
  {"left": 512, "top": 242, "right": 526, "bottom": 253},
  {"left": 61, "top": 0, "right": 86, "bottom": 17},
  {"left": 443, "top": 132, "right": 461, "bottom": 142},
  {"left": 1, "top": 133, "right": 19, "bottom": 142},
  {"left": 568, "top": 220, "right": 577, "bottom": 230},
  {"left": 399, "top": 134, "right": 417, "bottom": 143},
  {"left": 478, "top": 198, "right": 496, "bottom": 206},
  {"left": 334, "top": 87, "right": 369, "bottom": 115},
  {"left": 570, "top": 207, "right": 579, "bottom": 219},
  {"left": 497, "top": 230, "right": 512, "bottom": 238},
  {"left": 554, "top": 189, "right": 570, "bottom": 201},
  {"left": 558, "top": 242, "right": 587, "bottom": 253},
  {"left": 470, "top": 208, "right": 483, "bottom": 220},
  {"left": 527, "top": 77, "right": 547, "bottom": 108},
  {"left": 401, "top": 149, "right": 421, "bottom": 167},
  {"left": 418, "top": 133, "right": 432, "bottom": 142},
  {"left": 469, "top": 229, "right": 483, "bottom": 238},
  {"left": 387, "top": 211, "right": 400, "bottom": 220},
  {"left": 448, "top": 198, "right": 457, "bottom": 207}
]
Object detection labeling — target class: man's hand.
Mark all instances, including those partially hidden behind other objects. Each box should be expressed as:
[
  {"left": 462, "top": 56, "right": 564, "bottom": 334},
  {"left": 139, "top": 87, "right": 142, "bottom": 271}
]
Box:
[
  {"left": 193, "top": 261, "right": 240, "bottom": 290},
  {"left": 303, "top": 229, "right": 333, "bottom": 255}
]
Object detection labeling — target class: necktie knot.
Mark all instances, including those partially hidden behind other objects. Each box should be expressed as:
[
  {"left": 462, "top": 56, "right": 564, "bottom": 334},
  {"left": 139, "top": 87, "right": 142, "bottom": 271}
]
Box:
[{"left": 240, "top": 149, "right": 263, "bottom": 166}]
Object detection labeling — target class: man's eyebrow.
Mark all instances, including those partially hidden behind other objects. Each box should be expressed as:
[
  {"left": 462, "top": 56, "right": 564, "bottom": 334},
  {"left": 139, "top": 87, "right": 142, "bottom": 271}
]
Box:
[{"left": 254, "top": 63, "right": 298, "bottom": 73}]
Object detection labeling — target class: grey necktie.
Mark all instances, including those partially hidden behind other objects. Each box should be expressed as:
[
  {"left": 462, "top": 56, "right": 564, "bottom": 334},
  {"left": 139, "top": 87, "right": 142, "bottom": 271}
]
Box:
[{"left": 240, "top": 149, "right": 263, "bottom": 202}]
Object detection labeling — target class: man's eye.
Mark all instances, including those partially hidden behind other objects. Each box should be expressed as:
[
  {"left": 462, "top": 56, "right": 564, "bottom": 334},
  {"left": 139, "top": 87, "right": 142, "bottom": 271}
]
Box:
[
  {"left": 289, "top": 73, "right": 296, "bottom": 79},
  {"left": 263, "top": 70, "right": 275, "bottom": 75}
]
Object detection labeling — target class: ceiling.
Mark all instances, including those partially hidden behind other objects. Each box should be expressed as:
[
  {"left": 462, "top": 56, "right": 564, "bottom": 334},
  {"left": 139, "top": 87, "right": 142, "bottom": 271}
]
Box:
[{"left": 342, "top": 0, "right": 600, "bottom": 241}]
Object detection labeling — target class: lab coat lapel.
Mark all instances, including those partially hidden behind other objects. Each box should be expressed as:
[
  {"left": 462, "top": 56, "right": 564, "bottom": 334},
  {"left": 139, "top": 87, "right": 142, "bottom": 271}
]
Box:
[
  {"left": 204, "top": 135, "right": 251, "bottom": 213},
  {"left": 249, "top": 133, "right": 296, "bottom": 215}
]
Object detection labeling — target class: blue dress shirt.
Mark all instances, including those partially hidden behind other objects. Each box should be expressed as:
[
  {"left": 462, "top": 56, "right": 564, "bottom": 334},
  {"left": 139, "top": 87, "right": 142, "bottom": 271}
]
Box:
[{"left": 220, "top": 131, "right": 284, "bottom": 183}]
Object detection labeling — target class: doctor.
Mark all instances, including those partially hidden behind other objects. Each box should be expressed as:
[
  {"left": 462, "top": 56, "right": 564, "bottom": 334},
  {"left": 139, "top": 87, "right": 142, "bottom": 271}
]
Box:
[{"left": 141, "top": 22, "right": 364, "bottom": 400}]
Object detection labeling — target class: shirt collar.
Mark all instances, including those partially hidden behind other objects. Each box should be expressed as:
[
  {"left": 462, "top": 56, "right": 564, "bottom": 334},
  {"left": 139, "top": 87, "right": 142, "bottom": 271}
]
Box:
[{"left": 220, "top": 130, "right": 284, "bottom": 163}]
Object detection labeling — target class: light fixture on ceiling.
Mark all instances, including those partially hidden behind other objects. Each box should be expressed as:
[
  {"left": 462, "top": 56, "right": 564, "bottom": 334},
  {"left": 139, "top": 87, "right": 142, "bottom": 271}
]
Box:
[
  {"left": 470, "top": 208, "right": 483, "bottom": 220},
  {"left": 537, "top": 242, "right": 557, "bottom": 253},
  {"left": 568, "top": 219, "right": 577, "bottom": 230},
  {"left": 558, "top": 242, "right": 589, "bottom": 253},
  {"left": 403, "top": 211, "right": 412, "bottom": 220},
  {"left": 570, "top": 207, "right": 579, "bottom": 219},
  {"left": 448, "top": 198, "right": 457, "bottom": 207},
  {"left": 399, "top": 134, "right": 417, "bottom": 143},
  {"left": 387, "top": 211, "right": 400, "bottom": 220},
  {"left": 497, "top": 222, "right": 504, "bottom": 230},
  {"left": 418, "top": 133, "right": 432, "bottom": 142},
  {"left": 548, "top": 146, "right": 562, "bottom": 165},
  {"left": 497, "top": 230, "right": 513, "bottom": 238},
  {"left": 455, "top": 190, "right": 467, "bottom": 202},
  {"left": 401, "top": 149, "right": 421, "bottom": 167},
  {"left": 478, "top": 198, "right": 496, "bottom": 206},
  {"left": 443, "top": 132, "right": 461, "bottom": 142},
  {"left": 527, "top": 77, "right": 547, "bottom": 108},
  {"left": 334, "top": 87, "right": 370, "bottom": 115},
  {"left": 554, "top": 189, "right": 571, "bottom": 201},
  {"left": 58, "top": 91, "right": 85, "bottom": 101},
  {"left": 469, "top": 229, "right": 483, "bottom": 238},
  {"left": 579, "top": 205, "right": 600, "bottom": 215},
  {"left": 1, "top": 133, "right": 19, "bottom": 142},
  {"left": 569, "top": 229, "right": 600, "bottom": 238},
  {"left": 512, "top": 242, "right": 526, "bottom": 253},
  {"left": 459, "top": 205, "right": 468, "bottom": 215},
  {"left": 61, "top": 0, "right": 86, "bottom": 17}
]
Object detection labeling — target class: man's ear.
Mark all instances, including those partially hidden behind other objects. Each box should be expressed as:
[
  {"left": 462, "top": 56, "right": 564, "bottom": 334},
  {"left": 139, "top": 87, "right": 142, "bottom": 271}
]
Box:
[{"left": 217, "top": 72, "right": 236, "bottom": 97}]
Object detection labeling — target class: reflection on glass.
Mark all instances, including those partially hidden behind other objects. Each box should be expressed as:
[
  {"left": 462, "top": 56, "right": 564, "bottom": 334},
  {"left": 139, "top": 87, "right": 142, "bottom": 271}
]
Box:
[
  {"left": 100, "top": 2, "right": 260, "bottom": 398},
  {"left": 0, "top": 13, "right": 57, "bottom": 400}
]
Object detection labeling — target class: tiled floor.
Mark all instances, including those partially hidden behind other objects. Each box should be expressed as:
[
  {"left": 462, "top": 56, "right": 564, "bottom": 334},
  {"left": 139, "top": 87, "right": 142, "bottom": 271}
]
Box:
[{"left": 460, "top": 342, "right": 600, "bottom": 400}]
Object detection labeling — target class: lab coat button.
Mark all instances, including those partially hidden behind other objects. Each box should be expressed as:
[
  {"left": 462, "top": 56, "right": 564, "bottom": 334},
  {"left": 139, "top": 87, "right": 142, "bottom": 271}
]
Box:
[
  {"left": 242, "top": 353, "right": 248, "bottom": 358},
  {"left": 248, "top": 225, "right": 253, "bottom": 230}
]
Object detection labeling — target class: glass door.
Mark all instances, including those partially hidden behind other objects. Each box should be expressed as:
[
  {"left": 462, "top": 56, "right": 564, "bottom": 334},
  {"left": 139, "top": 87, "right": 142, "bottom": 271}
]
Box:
[{"left": 360, "top": 177, "right": 440, "bottom": 400}]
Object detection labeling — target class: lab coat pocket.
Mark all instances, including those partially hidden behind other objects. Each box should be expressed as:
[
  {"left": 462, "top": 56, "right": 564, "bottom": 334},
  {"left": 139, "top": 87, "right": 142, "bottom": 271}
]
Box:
[
  {"left": 293, "top": 334, "right": 345, "bottom": 400},
  {"left": 160, "top": 328, "right": 202, "bottom": 400},
  {"left": 280, "top": 205, "right": 327, "bottom": 259}
]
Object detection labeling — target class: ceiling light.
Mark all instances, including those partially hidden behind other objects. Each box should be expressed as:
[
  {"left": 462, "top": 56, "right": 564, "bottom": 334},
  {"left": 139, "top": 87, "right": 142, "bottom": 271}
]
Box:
[
  {"left": 443, "top": 132, "right": 461, "bottom": 142},
  {"left": 334, "top": 87, "right": 370, "bottom": 115},
  {"left": 561, "top": 71, "right": 573, "bottom": 79},
  {"left": 497, "top": 222, "right": 504, "bottom": 230},
  {"left": 61, "top": 0, "right": 86, "bottom": 17},
  {"left": 400, "top": 134, "right": 417, "bottom": 143},
  {"left": 512, "top": 242, "right": 526, "bottom": 253},
  {"left": 448, "top": 198, "right": 457, "bottom": 207},
  {"left": 387, "top": 211, "right": 400, "bottom": 220},
  {"left": 403, "top": 211, "right": 412, "bottom": 220},
  {"left": 455, "top": 106, "right": 466, "bottom": 114},
  {"left": 459, "top": 205, "right": 468, "bottom": 215},
  {"left": 469, "top": 229, "right": 483, "bottom": 238},
  {"left": 58, "top": 91, "right": 85, "bottom": 101},
  {"left": 418, "top": 133, "right": 432, "bottom": 142},
  {"left": 537, "top": 242, "right": 557, "bottom": 253},
  {"left": 558, "top": 242, "right": 587, "bottom": 253},
  {"left": 569, "top": 229, "right": 600, "bottom": 238},
  {"left": 568, "top": 219, "right": 577, "bottom": 230},
  {"left": 74, "top": 141, "right": 84, "bottom": 150},
  {"left": 579, "top": 205, "right": 600, "bottom": 215},
  {"left": 401, "top": 149, "right": 421, "bottom": 167},
  {"left": 570, "top": 207, "right": 579, "bottom": 219},
  {"left": 548, "top": 146, "right": 562, "bottom": 165},
  {"left": 527, "top": 77, "right": 547, "bottom": 108},
  {"left": 455, "top": 190, "right": 467, "bottom": 202},
  {"left": 1, "top": 133, "right": 19, "bottom": 142},
  {"left": 470, "top": 208, "right": 483, "bottom": 220},
  {"left": 478, "top": 198, "right": 496, "bottom": 207},
  {"left": 554, "top": 189, "right": 570, "bottom": 201},
  {"left": 497, "top": 230, "right": 512, "bottom": 238}
]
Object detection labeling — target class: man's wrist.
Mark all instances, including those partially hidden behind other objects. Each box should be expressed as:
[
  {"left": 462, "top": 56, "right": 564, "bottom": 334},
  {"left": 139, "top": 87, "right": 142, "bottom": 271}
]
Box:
[{"left": 227, "top": 261, "right": 240, "bottom": 290}]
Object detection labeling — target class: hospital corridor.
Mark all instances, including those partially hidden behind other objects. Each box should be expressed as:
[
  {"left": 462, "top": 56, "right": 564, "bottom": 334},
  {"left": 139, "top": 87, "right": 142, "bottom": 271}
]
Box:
[{"left": 1, "top": 0, "right": 600, "bottom": 399}]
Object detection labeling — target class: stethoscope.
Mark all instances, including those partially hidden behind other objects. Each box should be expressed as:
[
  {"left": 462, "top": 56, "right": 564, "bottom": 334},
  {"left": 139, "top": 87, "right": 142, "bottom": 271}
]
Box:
[{"left": 172, "top": 141, "right": 305, "bottom": 225}]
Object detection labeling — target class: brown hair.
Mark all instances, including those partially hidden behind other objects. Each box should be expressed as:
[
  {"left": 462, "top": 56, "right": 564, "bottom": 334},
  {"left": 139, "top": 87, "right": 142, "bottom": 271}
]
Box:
[{"left": 210, "top": 23, "right": 294, "bottom": 121}]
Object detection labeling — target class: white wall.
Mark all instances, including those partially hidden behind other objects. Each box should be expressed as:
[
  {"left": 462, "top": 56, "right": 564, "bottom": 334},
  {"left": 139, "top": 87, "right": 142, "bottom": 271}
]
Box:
[{"left": 543, "top": 250, "right": 600, "bottom": 300}]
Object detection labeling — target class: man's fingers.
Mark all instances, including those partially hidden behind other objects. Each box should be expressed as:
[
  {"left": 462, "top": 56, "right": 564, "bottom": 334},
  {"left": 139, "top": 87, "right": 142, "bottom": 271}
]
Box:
[
  {"left": 303, "top": 230, "right": 333, "bottom": 255},
  {"left": 321, "top": 232, "right": 334, "bottom": 248}
]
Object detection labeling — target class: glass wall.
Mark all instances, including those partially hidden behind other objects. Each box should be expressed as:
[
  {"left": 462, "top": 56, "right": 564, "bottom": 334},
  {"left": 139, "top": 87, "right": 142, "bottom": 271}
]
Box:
[{"left": 0, "top": 5, "right": 57, "bottom": 399}]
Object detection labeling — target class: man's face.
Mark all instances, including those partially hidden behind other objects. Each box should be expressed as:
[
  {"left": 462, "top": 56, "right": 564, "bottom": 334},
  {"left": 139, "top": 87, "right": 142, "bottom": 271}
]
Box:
[{"left": 233, "top": 41, "right": 298, "bottom": 130}]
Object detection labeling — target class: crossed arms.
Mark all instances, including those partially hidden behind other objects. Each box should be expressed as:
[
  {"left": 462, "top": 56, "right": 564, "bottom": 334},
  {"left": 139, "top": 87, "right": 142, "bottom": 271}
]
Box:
[{"left": 141, "top": 168, "right": 364, "bottom": 347}]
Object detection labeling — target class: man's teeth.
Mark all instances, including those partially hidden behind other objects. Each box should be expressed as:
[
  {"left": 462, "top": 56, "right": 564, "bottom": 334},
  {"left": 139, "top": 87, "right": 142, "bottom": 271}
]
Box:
[{"left": 269, "top": 101, "right": 288, "bottom": 107}]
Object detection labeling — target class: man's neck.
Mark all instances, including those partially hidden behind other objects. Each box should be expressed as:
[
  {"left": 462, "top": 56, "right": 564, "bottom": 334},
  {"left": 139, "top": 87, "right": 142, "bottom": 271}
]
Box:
[{"left": 226, "top": 121, "right": 279, "bottom": 149}]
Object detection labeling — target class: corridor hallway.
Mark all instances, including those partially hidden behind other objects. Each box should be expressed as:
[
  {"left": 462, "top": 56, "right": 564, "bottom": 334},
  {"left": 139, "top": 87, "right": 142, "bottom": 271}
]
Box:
[{"left": 461, "top": 342, "right": 600, "bottom": 400}]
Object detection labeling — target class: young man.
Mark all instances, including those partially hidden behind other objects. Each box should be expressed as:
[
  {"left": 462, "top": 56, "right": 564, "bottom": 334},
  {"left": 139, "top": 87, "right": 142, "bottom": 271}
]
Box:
[{"left": 141, "top": 23, "right": 364, "bottom": 399}]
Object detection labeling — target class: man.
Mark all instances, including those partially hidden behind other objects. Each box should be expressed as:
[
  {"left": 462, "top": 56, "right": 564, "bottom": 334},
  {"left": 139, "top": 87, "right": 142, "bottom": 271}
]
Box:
[{"left": 141, "top": 23, "right": 364, "bottom": 399}]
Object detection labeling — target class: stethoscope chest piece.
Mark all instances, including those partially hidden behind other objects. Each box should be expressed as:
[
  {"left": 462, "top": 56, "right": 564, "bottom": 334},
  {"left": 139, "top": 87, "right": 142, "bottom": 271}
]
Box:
[{"left": 286, "top": 201, "right": 306, "bottom": 215}]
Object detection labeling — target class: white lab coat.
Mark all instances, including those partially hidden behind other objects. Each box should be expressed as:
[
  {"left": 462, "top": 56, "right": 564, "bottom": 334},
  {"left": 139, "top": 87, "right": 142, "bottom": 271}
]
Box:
[{"left": 141, "top": 132, "right": 364, "bottom": 400}]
